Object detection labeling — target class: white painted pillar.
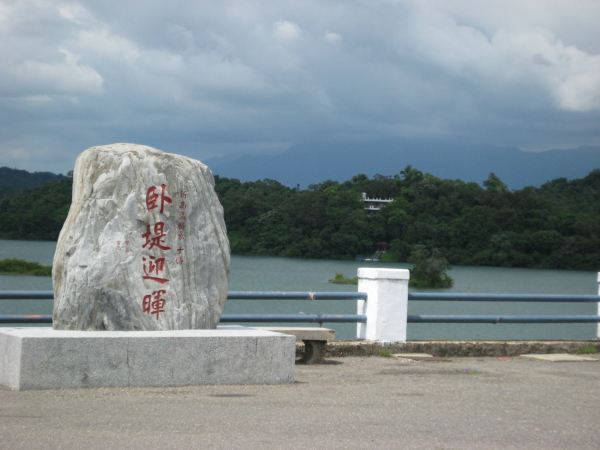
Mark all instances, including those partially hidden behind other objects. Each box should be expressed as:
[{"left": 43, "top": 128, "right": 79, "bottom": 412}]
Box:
[
  {"left": 597, "top": 272, "right": 600, "bottom": 340},
  {"left": 356, "top": 268, "right": 410, "bottom": 343}
]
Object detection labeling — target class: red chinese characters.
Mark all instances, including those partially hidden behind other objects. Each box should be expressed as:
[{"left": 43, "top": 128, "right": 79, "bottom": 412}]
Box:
[
  {"left": 141, "top": 184, "right": 173, "bottom": 319},
  {"left": 142, "top": 222, "right": 171, "bottom": 251},
  {"left": 175, "top": 246, "right": 184, "bottom": 265},
  {"left": 146, "top": 184, "right": 172, "bottom": 213},
  {"left": 116, "top": 240, "right": 132, "bottom": 254},
  {"left": 175, "top": 190, "right": 187, "bottom": 263},
  {"left": 142, "top": 255, "right": 168, "bottom": 284},
  {"left": 142, "top": 290, "right": 166, "bottom": 319}
]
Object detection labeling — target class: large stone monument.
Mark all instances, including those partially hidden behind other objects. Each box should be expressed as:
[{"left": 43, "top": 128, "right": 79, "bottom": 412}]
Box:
[
  {"left": 53, "top": 143, "right": 229, "bottom": 330},
  {"left": 0, "top": 144, "right": 295, "bottom": 390}
]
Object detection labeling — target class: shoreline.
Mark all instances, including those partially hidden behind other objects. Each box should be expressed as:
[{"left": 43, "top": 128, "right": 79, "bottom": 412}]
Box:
[{"left": 325, "top": 339, "right": 600, "bottom": 357}]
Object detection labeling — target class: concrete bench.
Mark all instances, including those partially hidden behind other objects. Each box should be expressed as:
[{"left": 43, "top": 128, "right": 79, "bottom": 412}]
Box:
[{"left": 255, "top": 327, "right": 335, "bottom": 364}]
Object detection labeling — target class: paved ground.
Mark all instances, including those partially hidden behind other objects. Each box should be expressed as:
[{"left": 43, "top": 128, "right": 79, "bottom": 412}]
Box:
[{"left": 1, "top": 356, "right": 599, "bottom": 449}]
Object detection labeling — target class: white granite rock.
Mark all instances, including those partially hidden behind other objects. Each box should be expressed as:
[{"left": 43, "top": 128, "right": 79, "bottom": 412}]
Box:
[{"left": 52, "top": 143, "right": 230, "bottom": 330}]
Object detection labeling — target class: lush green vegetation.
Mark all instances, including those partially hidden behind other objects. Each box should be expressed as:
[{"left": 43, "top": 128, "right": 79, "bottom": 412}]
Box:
[
  {"left": 1, "top": 167, "right": 600, "bottom": 271},
  {"left": 216, "top": 168, "right": 600, "bottom": 270},
  {"left": 407, "top": 245, "right": 453, "bottom": 288},
  {"left": 0, "top": 258, "right": 52, "bottom": 276},
  {"left": 378, "top": 348, "right": 393, "bottom": 358},
  {"left": 329, "top": 273, "right": 359, "bottom": 285},
  {"left": 575, "top": 344, "right": 598, "bottom": 354},
  {"left": 0, "top": 179, "right": 71, "bottom": 240},
  {"left": 0, "top": 167, "right": 67, "bottom": 199}
]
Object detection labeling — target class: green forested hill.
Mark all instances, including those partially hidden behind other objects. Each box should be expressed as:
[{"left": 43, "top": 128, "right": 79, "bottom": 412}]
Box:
[
  {"left": 1, "top": 168, "right": 599, "bottom": 270},
  {"left": 0, "top": 179, "right": 71, "bottom": 240},
  {"left": 215, "top": 169, "right": 600, "bottom": 269},
  {"left": 0, "top": 167, "right": 67, "bottom": 198}
]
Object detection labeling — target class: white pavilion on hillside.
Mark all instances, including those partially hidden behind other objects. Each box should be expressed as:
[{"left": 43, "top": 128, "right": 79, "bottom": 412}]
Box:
[{"left": 361, "top": 192, "right": 394, "bottom": 211}]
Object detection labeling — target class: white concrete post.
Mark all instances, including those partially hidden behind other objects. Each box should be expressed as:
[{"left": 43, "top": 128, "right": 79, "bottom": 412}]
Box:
[
  {"left": 597, "top": 272, "right": 600, "bottom": 340},
  {"left": 356, "top": 268, "right": 410, "bottom": 343}
]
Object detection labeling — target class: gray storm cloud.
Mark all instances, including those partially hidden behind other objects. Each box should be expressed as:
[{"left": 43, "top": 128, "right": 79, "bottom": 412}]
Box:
[{"left": 0, "top": 0, "right": 599, "bottom": 173}]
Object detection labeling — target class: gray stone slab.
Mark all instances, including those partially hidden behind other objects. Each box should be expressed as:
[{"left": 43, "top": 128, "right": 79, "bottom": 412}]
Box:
[
  {"left": 392, "top": 353, "right": 434, "bottom": 360},
  {"left": 0, "top": 330, "right": 21, "bottom": 388},
  {"left": 254, "top": 327, "right": 335, "bottom": 342},
  {"left": 0, "top": 327, "right": 295, "bottom": 390},
  {"left": 520, "top": 353, "right": 599, "bottom": 362}
]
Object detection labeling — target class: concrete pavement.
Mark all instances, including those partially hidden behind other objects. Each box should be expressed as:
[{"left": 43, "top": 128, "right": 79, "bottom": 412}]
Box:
[{"left": 1, "top": 356, "right": 599, "bottom": 449}]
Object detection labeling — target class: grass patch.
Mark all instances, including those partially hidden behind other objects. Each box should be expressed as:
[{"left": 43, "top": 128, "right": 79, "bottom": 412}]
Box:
[
  {"left": 575, "top": 344, "right": 598, "bottom": 354},
  {"left": 328, "top": 273, "right": 358, "bottom": 285},
  {"left": 0, "top": 258, "right": 52, "bottom": 276},
  {"left": 378, "top": 349, "right": 393, "bottom": 358}
]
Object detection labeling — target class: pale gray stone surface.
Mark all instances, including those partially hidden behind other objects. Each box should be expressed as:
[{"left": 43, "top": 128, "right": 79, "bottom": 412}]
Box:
[
  {"left": 53, "top": 143, "right": 230, "bottom": 331},
  {"left": 0, "top": 331, "right": 21, "bottom": 388},
  {"left": 254, "top": 327, "right": 336, "bottom": 342},
  {"left": 520, "top": 353, "right": 599, "bottom": 362},
  {"left": 0, "top": 327, "right": 295, "bottom": 390}
]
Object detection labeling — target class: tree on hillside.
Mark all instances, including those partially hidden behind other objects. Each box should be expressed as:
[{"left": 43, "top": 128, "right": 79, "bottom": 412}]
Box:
[
  {"left": 2, "top": 169, "right": 600, "bottom": 270},
  {"left": 408, "top": 245, "right": 453, "bottom": 289},
  {"left": 0, "top": 179, "right": 72, "bottom": 240},
  {"left": 483, "top": 172, "right": 508, "bottom": 193}
]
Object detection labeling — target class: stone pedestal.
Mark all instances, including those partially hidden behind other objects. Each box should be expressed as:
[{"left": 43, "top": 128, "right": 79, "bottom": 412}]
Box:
[{"left": 0, "top": 327, "right": 295, "bottom": 390}]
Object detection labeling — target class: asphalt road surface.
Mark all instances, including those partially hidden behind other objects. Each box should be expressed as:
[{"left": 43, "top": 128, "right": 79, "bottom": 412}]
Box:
[{"left": 1, "top": 356, "right": 599, "bottom": 449}]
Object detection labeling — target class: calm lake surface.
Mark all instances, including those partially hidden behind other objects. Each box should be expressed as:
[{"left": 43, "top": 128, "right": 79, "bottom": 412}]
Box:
[{"left": 1, "top": 239, "right": 598, "bottom": 340}]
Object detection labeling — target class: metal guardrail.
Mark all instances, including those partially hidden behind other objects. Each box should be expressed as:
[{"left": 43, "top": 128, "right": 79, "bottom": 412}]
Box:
[
  {"left": 0, "top": 290, "right": 54, "bottom": 300},
  {"left": 0, "top": 314, "right": 51, "bottom": 324},
  {"left": 222, "top": 314, "right": 366, "bottom": 323},
  {"left": 407, "top": 292, "right": 600, "bottom": 323},
  {"left": 408, "top": 314, "right": 600, "bottom": 323},
  {"left": 228, "top": 291, "right": 367, "bottom": 300},
  {"left": 3, "top": 290, "right": 596, "bottom": 303},
  {"left": 1, "top": 290, "right": 599, "bottom": 325},
  {"left": 0, "top": 313, "right": 367, "bottom": 324},
  {"left": 0, "top": 291, "right": 368, "bottom": 324},
  {"left": 0, "top": 290, "right": 367, "bottom": 301},
  {"left": 409, "top": 292, "right": 600, "bottom": 302}
]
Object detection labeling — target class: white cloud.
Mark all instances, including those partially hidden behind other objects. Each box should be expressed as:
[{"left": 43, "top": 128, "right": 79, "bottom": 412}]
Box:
[
  {"left": 76, "top": 29, "right": 141, "bottom": 63},
  {"left": 486, "top": 29, "right": 600, "bottom": 111},
  {"left": 0, "top": 2, "right": 10, "bottom": 27},
  {"left": 165, "top": 23, "right": 196, "bottom": 52},
  {"left": 555, "top": 65, "right": 600, "bottom": 112},
  {"left": 57, "top": 2, "right": 93, "bottom": 25},
  {"left": 406, "top": 9, "right": 600, "bottom": 112},
  {"left": 273, "top": 20, "right": 300, "bottom": 41},
  {"left": 324, "top": 31, "right": 342, "bottom": 44},
  {"left": 543, "top": 45, "right": 600, "bottom": 112},
  {"left": 13, "top": 48, "right": 103, "bottom": 95},
  {"left": 1, "top": 0, "right": 599, "bottom": 173}
]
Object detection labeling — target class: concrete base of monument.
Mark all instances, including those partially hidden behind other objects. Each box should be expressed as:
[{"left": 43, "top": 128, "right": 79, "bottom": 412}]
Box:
[{"left": 0, "top": 326, "right": 295, "bottom": 390}]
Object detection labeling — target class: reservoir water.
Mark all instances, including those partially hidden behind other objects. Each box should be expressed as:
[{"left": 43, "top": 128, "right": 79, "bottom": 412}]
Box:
[{"left": 0, "top": 239, "right": 598, "bottom": 340}]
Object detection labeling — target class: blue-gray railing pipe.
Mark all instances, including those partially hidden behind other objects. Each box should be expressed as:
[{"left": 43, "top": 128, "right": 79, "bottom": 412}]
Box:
[
  {"left": 409, "top": 293, "right": 600, "bottom": 302},
  {"left": 3, "top": 313, "right": 600, "bottom": 325},
  {"left": 0, "top": 290, "right": 53, "bottom": 300},
  {"left": 220, "top": 314, "right": 367, "bottom": 323},
  {"left": 0, "top": 314, "right": 52, "bottom": 323},
  {"left": 0, "top": 314, "right": 367, "bottom": 324},
  {"left": 0, "top": 290, "right": 366, "bottom": 301},
  {"left": 227, "top": 291, "right": 367, "bottom": 300},
  {"left": 408, "top": 314, "right": 600, "bottom": 323},
  {"left": 3, "top": 290, "right": 598, "bottom": 302}
]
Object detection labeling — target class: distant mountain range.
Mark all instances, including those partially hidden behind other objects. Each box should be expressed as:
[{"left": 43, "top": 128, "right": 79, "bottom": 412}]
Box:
[
  {"left": 2, "top": 141, "right": 599, "bottom": 191},
  {"left": 206, "top": 140, "right": 600, "bottom": 188},
  {"left": 0, "top": 167, "right": 67, "bottom": 197}
]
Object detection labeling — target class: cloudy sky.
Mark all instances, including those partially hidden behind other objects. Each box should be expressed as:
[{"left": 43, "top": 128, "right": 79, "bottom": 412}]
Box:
[{"left": 1, "top": 0, "right": 599, "bottom": 175}]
